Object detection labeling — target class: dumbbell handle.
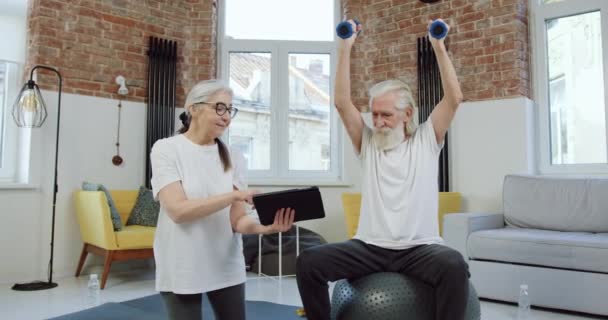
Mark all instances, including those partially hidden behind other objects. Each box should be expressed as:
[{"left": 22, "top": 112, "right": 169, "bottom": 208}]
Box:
[
  {"left": 429, "top": 20, "right": 448, "bottom": 40},
  {"left": 336, "top": 19, "right": 361, "bottom": 39}
]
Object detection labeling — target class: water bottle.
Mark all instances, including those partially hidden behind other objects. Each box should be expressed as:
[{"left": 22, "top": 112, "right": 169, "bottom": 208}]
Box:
[
  {"left": 336, "top": 19, "right": 361, "bottom": 39},
  {"left": 517, "top": 284, "right": 531, "bottom": 319},
  {"left": 87, "top": 274, "right": 101, "bottom": 307},
  {"left": 429, "top": 19, "right": 448, "bottom": 39}
]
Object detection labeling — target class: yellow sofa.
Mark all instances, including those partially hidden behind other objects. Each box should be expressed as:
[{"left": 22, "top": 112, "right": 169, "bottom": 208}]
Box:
[
  {"left": 74, "top": 190, "right": 155, "bottom": 289},
  {"left": 342, "top": 192, "right": 461, "bottom": 238}
]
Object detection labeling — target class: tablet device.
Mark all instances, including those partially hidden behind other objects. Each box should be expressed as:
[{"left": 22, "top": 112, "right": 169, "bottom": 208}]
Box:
[{"left": 252, "top": 186, "right": 326, "bottom": 226}]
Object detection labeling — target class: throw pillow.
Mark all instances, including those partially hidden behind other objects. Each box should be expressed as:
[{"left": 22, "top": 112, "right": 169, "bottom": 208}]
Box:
[
  {"left": 127, "top": 186, "right": 160, "bottom": 227},
  {"left": 82, "top": 182, "right": 123, "bottom": 231}
]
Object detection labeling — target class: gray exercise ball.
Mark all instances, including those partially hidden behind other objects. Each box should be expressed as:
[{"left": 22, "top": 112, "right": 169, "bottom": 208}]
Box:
[{"left": 330, "top": 272, "right": 480, "bottom": 320}]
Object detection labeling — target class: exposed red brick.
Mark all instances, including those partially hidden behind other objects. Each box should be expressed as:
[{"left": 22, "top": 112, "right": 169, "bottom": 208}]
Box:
[
  {"left": 27, "top": 0, "right": 215, "bottom": 105},
  {"left": 345, "top": 0, "right": 530, "bottom": 105},
  {"left": 27, "top": 0, "right": 528, "bottom": 105}
]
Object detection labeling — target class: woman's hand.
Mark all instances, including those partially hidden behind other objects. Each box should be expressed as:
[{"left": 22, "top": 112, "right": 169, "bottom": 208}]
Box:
[
  {"left": 262, "top": 208, "right": 295, "bottom": 234},
  {"left": 233, "top": 189, "right": 258, "bottom": 205}
]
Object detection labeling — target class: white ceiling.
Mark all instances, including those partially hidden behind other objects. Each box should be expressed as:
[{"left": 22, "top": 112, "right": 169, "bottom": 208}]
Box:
[{"left": 0, "top": 0, "right": 28, "bottom": 17}]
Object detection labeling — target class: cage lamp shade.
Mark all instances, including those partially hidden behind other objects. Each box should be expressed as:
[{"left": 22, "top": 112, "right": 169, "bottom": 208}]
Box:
[{"left": 12, "top": 80, "right": 48, "bottom": 128}]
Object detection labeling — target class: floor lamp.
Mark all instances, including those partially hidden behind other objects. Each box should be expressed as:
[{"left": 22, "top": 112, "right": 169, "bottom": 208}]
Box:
[{"left": 11, "top": 65, "right": 62, "bottom": 291}]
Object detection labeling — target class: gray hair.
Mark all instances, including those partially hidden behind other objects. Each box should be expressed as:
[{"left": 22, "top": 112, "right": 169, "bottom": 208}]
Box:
[
  {"left": 180, "top": 79, "right": 234, "bottom": 172},
  {"left": 184, "top": 79, "right": 233, "bottom": 112},
  {"left": 368, "top": 79, "right": 418, "bottom": 135}
]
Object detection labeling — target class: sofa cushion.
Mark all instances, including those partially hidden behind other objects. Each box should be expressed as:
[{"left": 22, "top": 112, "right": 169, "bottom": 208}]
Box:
[
  {"left": 110, "top": 190, "right": 139, "bottom": 225},
  {"left": 127, "top": 186, "right": 160, "bottom": 227},
  {"left": 503, "top": 175, "right": 608, "bottom": 232},
  {"left": 468, "top": 228, "right": 608, "bottom": 273},
  {"left": 115, "top": 225, "right": 155, "bottom": 249},
  {"left": 82, "top": 182, "right": 123, "bottom": 231}
]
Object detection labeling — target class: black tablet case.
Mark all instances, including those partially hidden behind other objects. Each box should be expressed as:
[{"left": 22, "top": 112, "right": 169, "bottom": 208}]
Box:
[{"left": 252, "top": 186, "right": 326, "bottom": 225}]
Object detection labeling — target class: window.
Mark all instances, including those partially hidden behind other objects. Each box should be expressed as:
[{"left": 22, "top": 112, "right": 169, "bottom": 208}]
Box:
[
  {"left": 533, "top": 0, "right": 608, "bottom": 173},
  {"left": 0, "top": 60, "right": 21, "bottom": 182},
  {"left": 288, "top": 54, "right": 331, "bottom": 171},
  {"left": 231, "top": 135, "right": 254, "bottom": 168},
  {"left": 0, "top": 63, "right": 6, "bottom": 164},
  {"left": 220, "top": 0, "right": 342, "bottom": 184}
]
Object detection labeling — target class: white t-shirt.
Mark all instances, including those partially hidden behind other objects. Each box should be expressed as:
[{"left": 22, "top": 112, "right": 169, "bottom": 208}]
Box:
[
  {"left": 355, "top": 120, "right": 444, "bottom": 250},
  {"left": 150, "top": 134, "right": 247, "bottom": 294}
]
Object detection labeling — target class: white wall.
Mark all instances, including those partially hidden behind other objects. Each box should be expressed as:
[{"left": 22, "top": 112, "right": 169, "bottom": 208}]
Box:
[
  {"left": 450, "top": 97, "right": 537, "bottom": 213},
  {"left": 0, "top": 92, "right": 150, "bottom": 283},
  {"left": 0, "top": 90, "right": 361, "bottom": 283},
  {"left": 0, "top": 14, "right": 27, "bottom": 63},
  {"left": 0, "top": 10, "right": 38, "bottom": 284},
  {"left": 0, "top": 189, "right": 44, "bottom": 283},
  {"left": 0, "top": 93, "right": 536, "bottom": 283}
]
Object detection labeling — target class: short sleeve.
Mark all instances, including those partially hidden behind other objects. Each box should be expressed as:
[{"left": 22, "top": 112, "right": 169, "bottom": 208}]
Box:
[
  {"left": 230, "top": 146, "right": 248, "bottom": 191},
  {"left": 417, "top": 120, "right": 444, "bottom": 156},
  {"left": 150, "top": 139, "right": 181, "bottom": 200}
]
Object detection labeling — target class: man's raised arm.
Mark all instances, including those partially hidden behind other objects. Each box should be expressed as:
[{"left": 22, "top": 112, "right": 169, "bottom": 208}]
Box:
[
  {"left": 429, "top": 19, "right": 464, "bottom": 144},
  {"left": 334, "top": 20, "right": 366, "bottom": 155}
]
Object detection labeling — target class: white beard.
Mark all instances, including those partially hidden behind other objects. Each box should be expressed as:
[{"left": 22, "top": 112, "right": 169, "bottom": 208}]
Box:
[{"left": 373, "top": 125, "right": 405, "bottom": 150}]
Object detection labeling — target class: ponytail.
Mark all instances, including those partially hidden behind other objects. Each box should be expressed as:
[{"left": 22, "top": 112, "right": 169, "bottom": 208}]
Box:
[
  {"left": 216, "top": 138, "right": 232, "bottom": 172},
  {"left": 178, "top": 111, "right": 190, "bottom": 134}
]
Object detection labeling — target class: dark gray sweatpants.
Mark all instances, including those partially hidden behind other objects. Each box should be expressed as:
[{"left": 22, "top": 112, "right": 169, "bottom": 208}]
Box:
[
  {"left": 160, "top": 283, "right": 245, "bottom": 320},
  {"left": 296, "top": 240, "right": 470, "bottom": 320}
]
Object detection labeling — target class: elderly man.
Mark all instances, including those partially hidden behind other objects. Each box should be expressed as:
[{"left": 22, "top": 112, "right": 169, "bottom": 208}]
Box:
[{"left": 296, "top": 19, "right": 468, "bottom": 320}]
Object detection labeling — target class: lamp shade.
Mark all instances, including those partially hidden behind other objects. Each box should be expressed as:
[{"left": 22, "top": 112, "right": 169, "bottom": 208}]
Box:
[{"left": 12, "top": 80, "right": 48, "bottom": 128}]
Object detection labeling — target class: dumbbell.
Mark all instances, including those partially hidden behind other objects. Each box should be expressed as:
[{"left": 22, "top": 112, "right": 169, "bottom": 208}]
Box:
[
  {"left": 429, "top": 20, "right": 448, "bottom": 39},
  {"left": 336, "top": 19, "right": 361, "bottom": 39}
]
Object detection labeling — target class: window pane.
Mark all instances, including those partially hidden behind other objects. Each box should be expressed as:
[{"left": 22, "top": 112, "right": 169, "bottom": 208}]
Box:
[
  {"left": 225, "top": 0, "right": 334, "bottom": 41},
  {"left": 230, "top": 135, "right": 253, "bottom": 168},
  {"left": 228, "top": 52, "right": 271, "bottom": 170},
  {"left": 546, "top": 11, "right": 607, "bottom": 164},
  {"left": 288, "top": 54, "right": 331, "bottom": 171},
  {"left": 0, "top": 62, "right": 6, "bottom": 168}
]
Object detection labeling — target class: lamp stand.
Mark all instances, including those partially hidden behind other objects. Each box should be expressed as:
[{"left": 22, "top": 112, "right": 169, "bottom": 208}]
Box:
[{"left": 12, "top": 65, "right": 62, "bottom": 291}]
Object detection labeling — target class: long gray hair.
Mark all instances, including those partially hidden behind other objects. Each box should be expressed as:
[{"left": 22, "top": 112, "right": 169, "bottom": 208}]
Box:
[
  {"left": 368, "top": 79, "right": 418, "bottom": 135},
  {"left": 179, "top": 80, "right": 234, "bottom": 172}
]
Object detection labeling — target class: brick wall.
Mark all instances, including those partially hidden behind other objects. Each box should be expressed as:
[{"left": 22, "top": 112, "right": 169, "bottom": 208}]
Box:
[
  {"left": 343, "top": 0, "right": 530, "bottom": 109},
  {"left": 26, "top": 0, "right": 217, "bottom": 105},
  {"left": 26, "top": 0, "right": 529, "bottom": 107}
]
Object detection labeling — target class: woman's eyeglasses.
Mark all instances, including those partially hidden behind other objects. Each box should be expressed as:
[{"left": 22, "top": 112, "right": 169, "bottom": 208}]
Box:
[{"left": 196, "top": 102, "right": 239, "bottom": 118}]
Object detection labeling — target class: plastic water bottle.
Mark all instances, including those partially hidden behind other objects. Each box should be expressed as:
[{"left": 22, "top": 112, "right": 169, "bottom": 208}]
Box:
[
  {"left": 517, "top": 284, "right": 531, "bottom": 319},
  {"left": 87, "top": 274, "right": 101, "bottom": 307}
]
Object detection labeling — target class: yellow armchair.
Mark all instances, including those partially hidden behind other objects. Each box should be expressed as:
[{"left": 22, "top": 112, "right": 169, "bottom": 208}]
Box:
[
  {"left": 74, "top": 190, "right": 155, "bottom": 289},
  {"left": 341, "top": 192, "right": 461, "bottom": 238}
]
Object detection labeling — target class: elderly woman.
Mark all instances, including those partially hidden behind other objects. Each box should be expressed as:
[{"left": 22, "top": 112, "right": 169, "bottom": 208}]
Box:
[{"left": 151, "top": 79, "right": 294, "bottom": 320}]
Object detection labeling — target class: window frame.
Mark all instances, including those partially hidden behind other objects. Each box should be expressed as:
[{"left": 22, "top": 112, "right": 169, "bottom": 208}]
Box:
[
  {"left": 218, "top": 0, "right": 345, "bottom": 185},
  {"left": 0, "top": 60, "right": 22, "bottom": 182},
  {"left": 532, "top": 0, "right": 608, "bottom": 174}
]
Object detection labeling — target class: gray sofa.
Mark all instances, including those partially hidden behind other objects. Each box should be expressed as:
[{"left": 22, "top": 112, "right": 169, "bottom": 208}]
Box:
[{"left": 444, "top": 175, "right": 608, "bottom": 316}]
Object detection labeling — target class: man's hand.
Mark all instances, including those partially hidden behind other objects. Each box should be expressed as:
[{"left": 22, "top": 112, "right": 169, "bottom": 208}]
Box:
[{"left": 340, "top": 19, "right": 362, "bottom": 48}]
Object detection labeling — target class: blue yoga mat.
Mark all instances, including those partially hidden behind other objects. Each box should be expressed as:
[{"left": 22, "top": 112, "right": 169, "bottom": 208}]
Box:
[{"left": 49, "top": 293, "right": 303, "bottom": 320}]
